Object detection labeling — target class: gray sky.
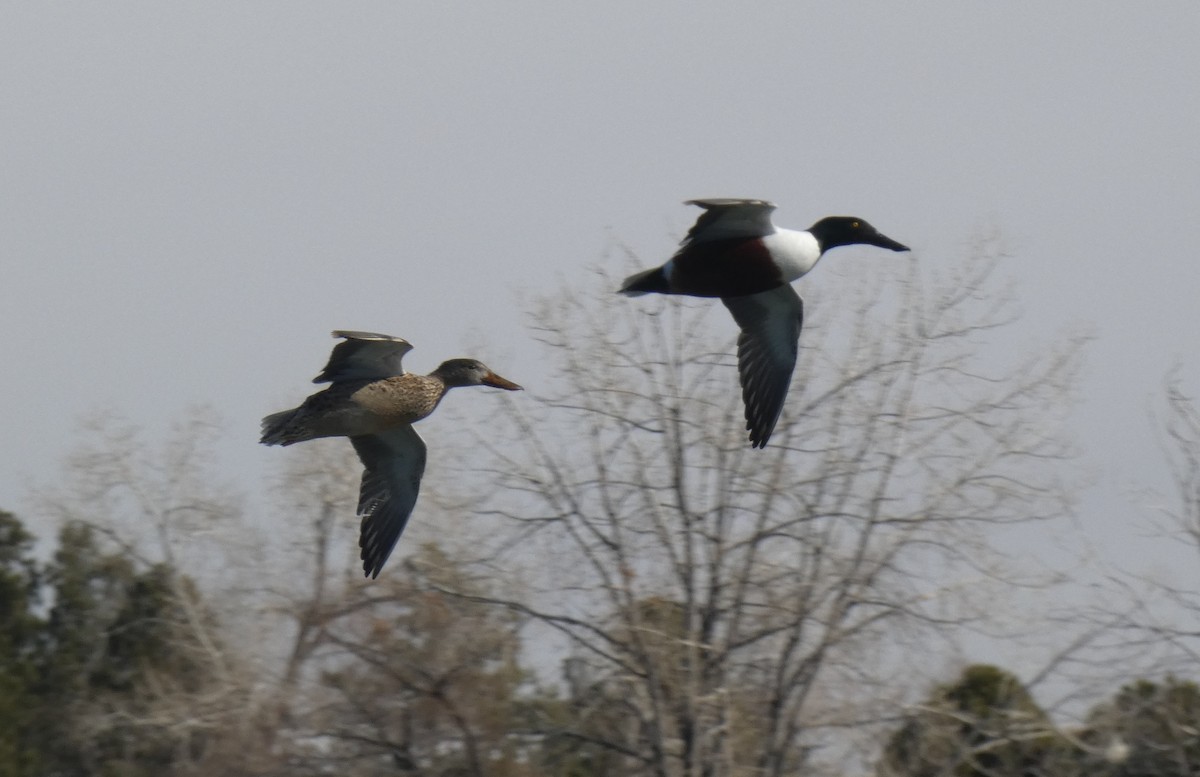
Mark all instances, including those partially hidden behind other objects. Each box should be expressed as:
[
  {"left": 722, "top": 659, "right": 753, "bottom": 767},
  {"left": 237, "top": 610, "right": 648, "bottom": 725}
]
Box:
[{"left": 3, "top": 4, "right": 1199, "bottom": 609}]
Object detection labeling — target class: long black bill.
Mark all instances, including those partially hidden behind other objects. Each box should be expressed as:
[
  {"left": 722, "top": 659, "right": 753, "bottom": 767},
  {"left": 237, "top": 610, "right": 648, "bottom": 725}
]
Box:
[{"left": 870, "top": 232, "right": 910, "bottom": 252}]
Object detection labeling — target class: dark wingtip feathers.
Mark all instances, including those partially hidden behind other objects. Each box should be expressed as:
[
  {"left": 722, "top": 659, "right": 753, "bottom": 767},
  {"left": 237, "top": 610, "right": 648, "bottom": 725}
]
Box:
[
  {"left": 359, "top": 507, "right": 391, "bottom": 579},
  {"left": 259, "top": 409, "right": 299, "bottom": 446},
  {"left": 744, "top": 401, "right": 779, "bottom": 449},
  {"left": 619, "top": 267, "right": 668, "bottom": 296}
]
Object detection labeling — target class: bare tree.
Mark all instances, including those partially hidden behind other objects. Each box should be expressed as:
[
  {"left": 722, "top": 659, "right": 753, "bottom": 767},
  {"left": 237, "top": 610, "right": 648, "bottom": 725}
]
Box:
[
  {"left": 245, "top": 436, "right": 550, "bottom": 776},
  {"left": 38, "top": 407, "right": 249, "bottom": 578},
  {"left": 1078, "top": 379, "right": 1200, "bottom": 678},
  {"left": 259, "top": 438, "right": 362, "bottom": 693},
  {"left": 1163, "top": 378, "right": 1200, "bottom": 567},
  {"left": 444, "top": 243, "right": 1085, "bottom": 777},
  {"left": 1056, "top": 377, "right": 1200, "bottom": 693},
  {"left": 299, "top": 545, "right": 535, "bottom": 776}
]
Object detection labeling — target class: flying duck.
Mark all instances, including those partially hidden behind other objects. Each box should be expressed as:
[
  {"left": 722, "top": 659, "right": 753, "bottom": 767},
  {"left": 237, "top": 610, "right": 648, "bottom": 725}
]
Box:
[
  {"left": 620, "top": 198, "right": 909, "bottom": 448},
  {"left": 260, "top": 331, "right": 522, "bottom": 577}
]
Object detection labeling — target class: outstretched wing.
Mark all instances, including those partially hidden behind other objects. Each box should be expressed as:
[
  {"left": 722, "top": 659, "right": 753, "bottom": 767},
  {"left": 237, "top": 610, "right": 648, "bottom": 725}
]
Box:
[
  {"left": 721, "top": 285, "right": 803, "bottom": 448},
  {"left": 350, "top": 425, "right": 428, "bottom": 578},
  {"left": 681, "top": 199, "right": 778, "bottom": 246},
  {"left": 314, "top": 331, "right": 413, "bottom": 384}
]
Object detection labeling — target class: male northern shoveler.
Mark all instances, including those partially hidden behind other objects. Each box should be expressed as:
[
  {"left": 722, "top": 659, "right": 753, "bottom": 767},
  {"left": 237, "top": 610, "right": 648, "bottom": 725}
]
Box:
[
  {"left": 260, "top": 331, "right": 522, "bottom": 578},
  {"left": 620, "top": 199, "right": 909, "bottom": 448}
]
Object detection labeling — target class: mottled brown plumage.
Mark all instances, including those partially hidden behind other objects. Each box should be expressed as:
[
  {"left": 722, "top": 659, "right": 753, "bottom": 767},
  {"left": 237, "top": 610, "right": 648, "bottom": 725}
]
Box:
[{"left": 261, "top": 331, "right": 522, "bottom": 578}]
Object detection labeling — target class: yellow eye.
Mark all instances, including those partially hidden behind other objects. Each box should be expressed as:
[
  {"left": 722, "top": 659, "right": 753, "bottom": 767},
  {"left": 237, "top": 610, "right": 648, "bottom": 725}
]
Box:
[{"left": 852, "top": 221, "right": 860, "bottom": 228}]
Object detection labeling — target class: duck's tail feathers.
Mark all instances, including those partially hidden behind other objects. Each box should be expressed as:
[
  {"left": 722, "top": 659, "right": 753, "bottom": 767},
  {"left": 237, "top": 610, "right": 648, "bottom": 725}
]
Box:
[
  {"left": 260, "top": 409, "right": 301, "bottom": 446},
  {"left": 619, "top": 267, "right": 668, "bottom": 296}
]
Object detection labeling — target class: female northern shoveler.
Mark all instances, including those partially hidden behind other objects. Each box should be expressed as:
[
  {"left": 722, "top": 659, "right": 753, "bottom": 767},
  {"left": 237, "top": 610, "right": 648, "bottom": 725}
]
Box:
[
  {"left": 620, "top": 199, "right": 909, "bottom": 449},
  {"left": 260, "top": 331, "right": 522, "bottom": 578}
]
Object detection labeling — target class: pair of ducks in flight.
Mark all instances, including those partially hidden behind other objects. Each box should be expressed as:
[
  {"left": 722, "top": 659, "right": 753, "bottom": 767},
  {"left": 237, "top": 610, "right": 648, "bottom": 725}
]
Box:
[{"left": 261, "top": 199, "right": 909, "bottom": 577}]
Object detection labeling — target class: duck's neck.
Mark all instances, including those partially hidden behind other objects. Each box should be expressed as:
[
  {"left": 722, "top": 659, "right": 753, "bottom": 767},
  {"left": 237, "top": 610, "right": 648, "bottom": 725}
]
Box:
[{"left": 426, "top": 370, "right": 466, "bottom": 392}]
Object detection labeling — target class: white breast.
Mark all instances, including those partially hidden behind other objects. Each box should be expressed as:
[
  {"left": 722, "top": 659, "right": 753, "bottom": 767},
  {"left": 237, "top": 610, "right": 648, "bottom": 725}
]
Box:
[{"left": 762, "top": 229, "right": 822, "bottom": 282}]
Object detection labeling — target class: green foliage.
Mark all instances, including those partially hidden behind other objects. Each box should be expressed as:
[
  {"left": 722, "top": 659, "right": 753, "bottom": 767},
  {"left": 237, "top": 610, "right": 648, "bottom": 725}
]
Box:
[
  {"left": 1079, "top": 677, "right": 1200, "bottom": 777},
  {"left": 41, "top": 521, "right": 139, "bottom": 697},
  {"left": 880, "top": 667, "right": 1200, "bottom": 777},
  {"left": 44, "top": 523, "right": 232, "bottom": 775},
  {"left": 879, "top": 664, "right": 1075, "bottom": 777},
  {"left": 0, "top": 511, "right": 236, "bottom": 777},
  {"left": 943, "top": 665, "right": 1042, "bottom": 718},
  {"left": 0, "top": 511, "right": 44, "bottom": 777}
]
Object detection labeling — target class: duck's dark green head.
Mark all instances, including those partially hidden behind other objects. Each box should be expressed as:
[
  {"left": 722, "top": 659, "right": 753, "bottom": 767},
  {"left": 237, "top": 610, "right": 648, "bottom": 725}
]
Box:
[{"left": 808, "top": 216, "right": 909, "bottom": 253}]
